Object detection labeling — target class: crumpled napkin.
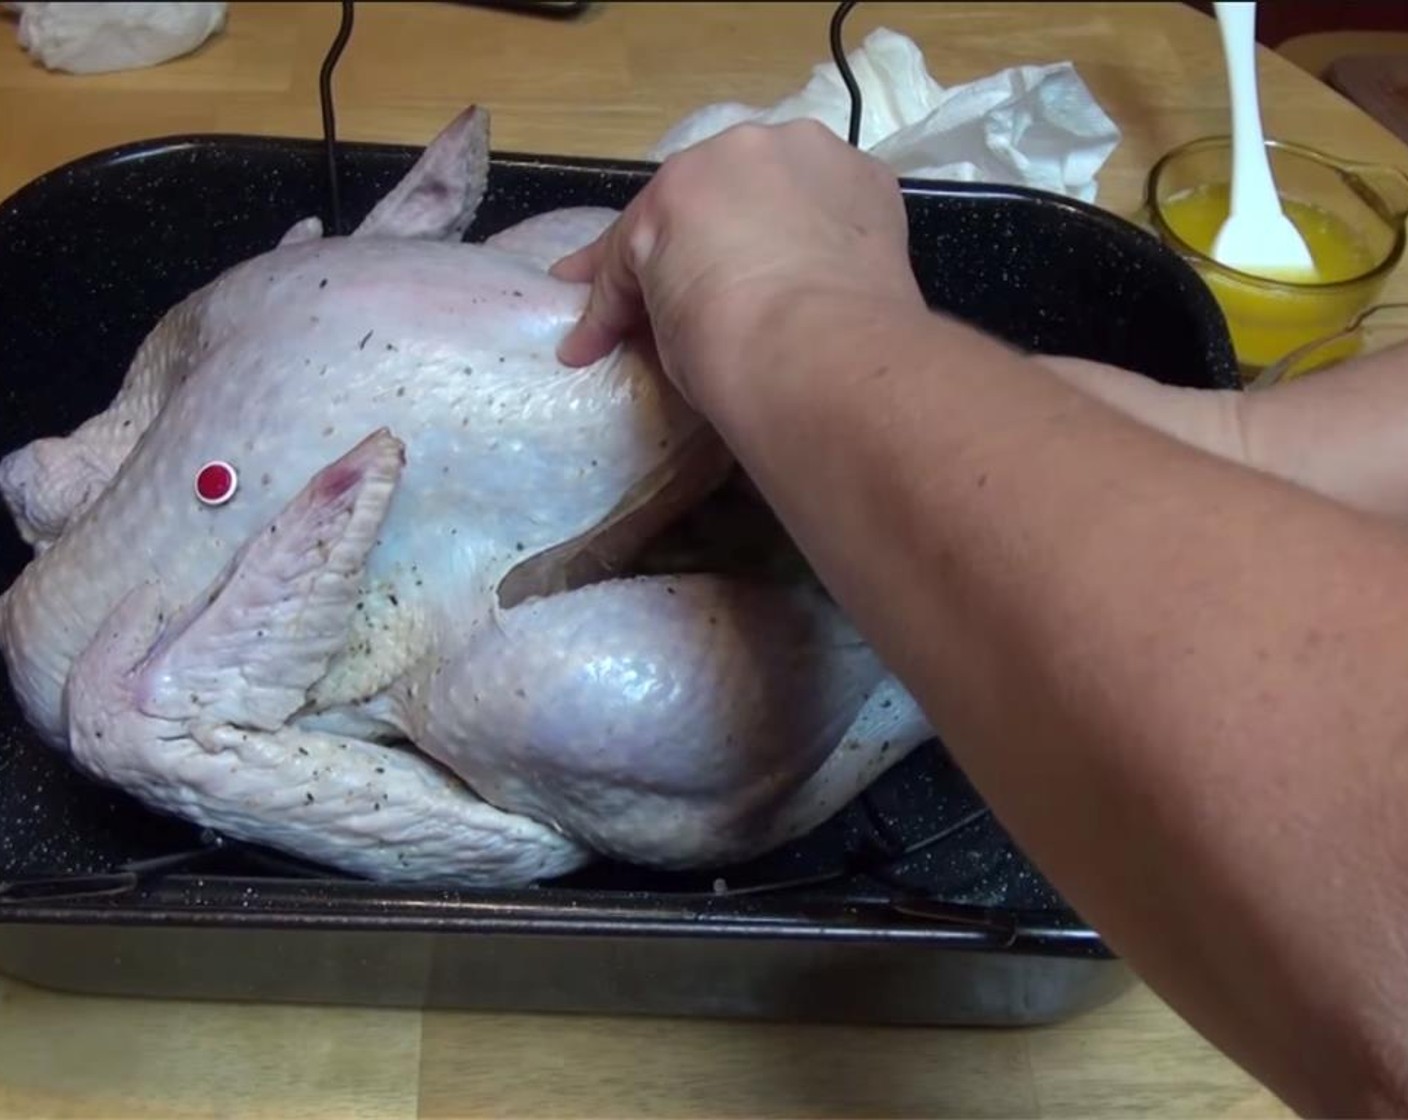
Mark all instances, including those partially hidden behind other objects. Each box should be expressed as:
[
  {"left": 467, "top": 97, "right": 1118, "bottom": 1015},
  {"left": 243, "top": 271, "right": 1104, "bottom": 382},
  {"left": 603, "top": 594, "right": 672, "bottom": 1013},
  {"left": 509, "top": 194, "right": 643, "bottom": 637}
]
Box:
[
  {"left": 6, "top": 2, "right": 227, "bottom": 75},
  {"left": 647, "top": 27, "right": 1121, "bottom": 204}
]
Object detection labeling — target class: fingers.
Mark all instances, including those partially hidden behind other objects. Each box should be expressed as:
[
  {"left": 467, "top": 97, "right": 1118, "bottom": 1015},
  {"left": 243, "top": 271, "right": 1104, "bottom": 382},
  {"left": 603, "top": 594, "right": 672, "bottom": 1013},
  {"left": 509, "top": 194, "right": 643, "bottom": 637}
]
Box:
[
  {"left": 551, "top": 237, "right": 614, "bottom": 366},
  {"left": 551, "top": 206, "right": 660, "bottom": 368},
  {"left": 547, "top": 237, "right": 601, "bottom": 284},
  {"left": 547, "top": 120, "right": 910, "bottom": 374},
  {"left": 553, "top": 263, "right": 640, "bottom": 367}
]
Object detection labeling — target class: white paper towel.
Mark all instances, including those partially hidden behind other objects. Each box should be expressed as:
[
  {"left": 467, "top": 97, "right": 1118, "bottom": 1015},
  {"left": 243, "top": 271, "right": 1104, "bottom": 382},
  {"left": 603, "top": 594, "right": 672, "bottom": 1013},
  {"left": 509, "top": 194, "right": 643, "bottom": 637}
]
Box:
[
  {"left": 648, "top": 28, "right": 1121, "bottom": 204},
  {"left": 8, "top": 2, "right": 227, "bottom": 75}
]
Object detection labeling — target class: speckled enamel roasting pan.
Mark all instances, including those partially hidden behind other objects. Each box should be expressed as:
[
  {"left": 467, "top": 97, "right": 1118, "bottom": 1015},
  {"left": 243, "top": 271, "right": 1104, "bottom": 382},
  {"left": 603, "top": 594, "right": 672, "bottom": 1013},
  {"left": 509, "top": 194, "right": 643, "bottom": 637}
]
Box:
[{"left": 0, "top": 134, "right": 1237, "bottom": 1025}]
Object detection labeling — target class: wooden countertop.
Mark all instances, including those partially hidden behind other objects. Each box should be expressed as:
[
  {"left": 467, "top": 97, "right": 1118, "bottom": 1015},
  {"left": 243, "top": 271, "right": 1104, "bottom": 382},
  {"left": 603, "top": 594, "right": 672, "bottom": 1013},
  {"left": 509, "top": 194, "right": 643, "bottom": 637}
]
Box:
[{"left": 1, "top": 3, "right": 1404, "bottom": 1116}]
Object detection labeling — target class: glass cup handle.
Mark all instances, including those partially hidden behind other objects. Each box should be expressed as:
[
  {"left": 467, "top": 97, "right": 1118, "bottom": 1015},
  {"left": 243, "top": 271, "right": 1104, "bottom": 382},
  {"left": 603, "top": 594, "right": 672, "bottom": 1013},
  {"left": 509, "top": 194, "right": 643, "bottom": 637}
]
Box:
[
  {"left": 1348, "top": 163, "right": 1408, "bottom": 227},
  {"left": 1250, "top": 301, "right": 1408, "bottom": 390}
]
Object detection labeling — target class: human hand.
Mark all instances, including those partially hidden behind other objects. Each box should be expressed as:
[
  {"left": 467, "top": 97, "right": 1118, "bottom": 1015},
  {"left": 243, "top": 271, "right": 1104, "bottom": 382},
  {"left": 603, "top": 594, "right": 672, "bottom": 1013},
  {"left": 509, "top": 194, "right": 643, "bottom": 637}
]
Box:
[{"left": 550, "top": 119, "right": 925, "bottom": 408}]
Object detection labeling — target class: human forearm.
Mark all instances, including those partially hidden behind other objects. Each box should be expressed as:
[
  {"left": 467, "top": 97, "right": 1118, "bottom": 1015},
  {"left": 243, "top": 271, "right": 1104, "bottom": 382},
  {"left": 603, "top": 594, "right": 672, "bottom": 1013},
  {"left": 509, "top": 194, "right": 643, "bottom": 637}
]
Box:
[
  {"left": 1243, "top": 340, "right": 1408, "bottom": 520},
  {"left": 548, "top": 120, "right": 1408, "bottom": 1111},
  {"left": 1039, "top": 344, "right": 1408, "bottom": 523},
  {"left": 707, "top": 294, "right": 1408, "bottom": 1116}
]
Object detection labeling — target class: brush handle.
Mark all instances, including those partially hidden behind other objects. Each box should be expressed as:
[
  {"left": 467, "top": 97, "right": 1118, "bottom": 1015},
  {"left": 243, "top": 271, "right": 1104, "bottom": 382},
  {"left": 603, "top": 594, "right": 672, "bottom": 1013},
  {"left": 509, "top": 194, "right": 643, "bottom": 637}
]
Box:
[{"left": 1214, "top": 2, "right": 1280, "bottom": 218}]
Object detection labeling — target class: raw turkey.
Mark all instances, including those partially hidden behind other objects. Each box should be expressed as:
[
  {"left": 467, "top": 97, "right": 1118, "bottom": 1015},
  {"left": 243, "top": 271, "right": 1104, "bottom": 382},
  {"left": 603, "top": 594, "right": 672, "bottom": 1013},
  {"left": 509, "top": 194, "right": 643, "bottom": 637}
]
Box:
[{"left": 0, "top": 106, "right": 933, "bottom": 886}]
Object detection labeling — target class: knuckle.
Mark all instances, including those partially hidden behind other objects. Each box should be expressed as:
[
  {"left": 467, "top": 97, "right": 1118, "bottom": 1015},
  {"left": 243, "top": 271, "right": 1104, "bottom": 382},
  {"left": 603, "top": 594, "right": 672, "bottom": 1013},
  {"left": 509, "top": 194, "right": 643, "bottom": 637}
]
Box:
[
  {"left": 727, "top": 121, "right": 771, "bottom": 143},
  {"left": 653, "top": 149, "right": 688, "bottom": 187},
  {"left": 715, "top": 121, "right": 775, "bottom": 156},
  {"left": 786, "top": 117, "right": 836, "bottom": 144},
  {"left": 626, "top": 220, "right": 658, "bottom": 270},
  {"left": 653, "top": 148, "right": 701, "bottom": 197}
]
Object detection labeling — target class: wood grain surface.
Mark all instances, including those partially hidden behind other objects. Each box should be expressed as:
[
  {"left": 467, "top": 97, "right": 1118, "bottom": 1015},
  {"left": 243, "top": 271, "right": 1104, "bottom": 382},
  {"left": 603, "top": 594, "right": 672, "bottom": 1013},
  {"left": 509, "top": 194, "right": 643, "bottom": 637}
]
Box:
[{"left": 1, "top": 2, "right": 1403, "bottom": 1116}]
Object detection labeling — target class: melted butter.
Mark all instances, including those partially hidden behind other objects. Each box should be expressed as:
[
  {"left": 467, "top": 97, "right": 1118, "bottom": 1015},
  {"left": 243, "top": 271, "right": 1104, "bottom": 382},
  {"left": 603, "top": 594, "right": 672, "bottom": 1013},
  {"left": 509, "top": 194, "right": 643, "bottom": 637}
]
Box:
[{"left": 1160, "top": 183, "right": 1380, "bottom": 372}]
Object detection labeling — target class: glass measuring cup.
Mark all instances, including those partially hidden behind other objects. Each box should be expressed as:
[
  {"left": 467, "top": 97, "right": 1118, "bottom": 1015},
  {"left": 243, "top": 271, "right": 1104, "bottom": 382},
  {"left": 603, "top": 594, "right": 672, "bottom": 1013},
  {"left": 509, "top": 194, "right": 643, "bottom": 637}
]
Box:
[
  {"left": 1248, "top": 301, "right": 1408, "bottom": 389},
  {"left": 1141, "top": 136, "right": 1408, "bottom": 380}
]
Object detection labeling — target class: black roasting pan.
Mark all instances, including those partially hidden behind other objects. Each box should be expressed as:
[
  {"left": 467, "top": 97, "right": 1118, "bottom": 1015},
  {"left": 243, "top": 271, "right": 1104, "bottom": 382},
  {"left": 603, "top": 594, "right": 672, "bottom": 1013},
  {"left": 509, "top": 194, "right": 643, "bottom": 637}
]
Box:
[{"left": 0, "top": 133, "right": 1237, "bottom": 1024}]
